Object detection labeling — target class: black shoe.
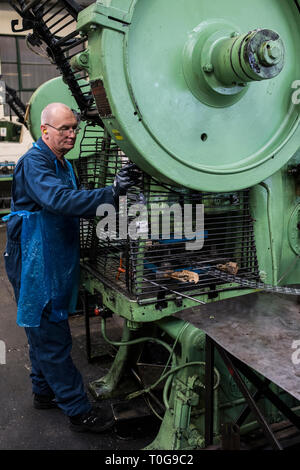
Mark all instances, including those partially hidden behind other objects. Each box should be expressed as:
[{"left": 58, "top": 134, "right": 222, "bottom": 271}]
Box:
[
  {"left": 33, "top": 393, "right": 58, "bottom": 410},
  {"left": 69, "top": 406, "right": 115, "bottom": 433}
]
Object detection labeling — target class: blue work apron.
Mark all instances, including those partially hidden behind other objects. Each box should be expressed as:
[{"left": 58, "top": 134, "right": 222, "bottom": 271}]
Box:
[{"left": 3, "top": 155, "right": 80, "bottom": 327}]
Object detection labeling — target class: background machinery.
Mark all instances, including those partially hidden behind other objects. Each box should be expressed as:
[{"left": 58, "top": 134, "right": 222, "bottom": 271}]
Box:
[
  {"left": 8, "top": 0, "right": 300, "bottom": 450},
  {"left": 0, "top": 78, "right": 19, "bottom": 215}
]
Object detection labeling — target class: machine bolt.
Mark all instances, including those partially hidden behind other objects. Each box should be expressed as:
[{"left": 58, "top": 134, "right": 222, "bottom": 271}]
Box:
[
  {"left": 79, "top": 53, "right": 89, "bottom": 65},
  {"left": 203, "top": 63, "right": 214, "bottom": 73},
  {"left": 89, "top": 24, "right": 97, "bottom": 31},
  {"left": 258, "top": 40, "right": 282, "bottom": 66},
  {"left": 126, "top": 320, "right": 142, "bottom": 330},
  {"left": 267, "top": 41, "right": 281, "bottom": 60},
  {"left": 231, "top": 32, "right": 239, "bottom": 38},
  {"left": 259, "top": 270, "right": 267, "bottom": 281}
]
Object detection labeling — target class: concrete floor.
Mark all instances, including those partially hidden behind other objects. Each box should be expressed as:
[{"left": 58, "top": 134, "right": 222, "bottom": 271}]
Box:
[
  {"left": 0, "top": 224, "right": 158, "bottom": 450},
  {"left": 2, "top": 220, "right": 300, "bottom": 452}
]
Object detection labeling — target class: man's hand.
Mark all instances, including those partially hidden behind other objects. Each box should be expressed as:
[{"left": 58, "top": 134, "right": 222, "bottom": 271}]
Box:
[{"left": 112, "top": 163, "right": 141, "bottom": 200}]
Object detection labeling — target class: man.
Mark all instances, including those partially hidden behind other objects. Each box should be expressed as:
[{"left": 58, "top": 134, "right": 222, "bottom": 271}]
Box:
[{"left": 3, "top": 102, "right": 138, "bottom": 433}]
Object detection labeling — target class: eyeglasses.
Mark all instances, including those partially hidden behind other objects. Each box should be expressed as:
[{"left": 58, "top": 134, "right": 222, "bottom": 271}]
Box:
[{"left": 45, "top": 123, "right": 81, "bottom": 135}]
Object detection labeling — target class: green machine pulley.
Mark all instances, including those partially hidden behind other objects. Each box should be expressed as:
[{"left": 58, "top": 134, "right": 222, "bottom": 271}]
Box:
[
  {"left": 26, "top": 76, "right": 91, "bottom": 160},
  {"left": 74, "top": 0, "right": 300, "bottom": 192}
]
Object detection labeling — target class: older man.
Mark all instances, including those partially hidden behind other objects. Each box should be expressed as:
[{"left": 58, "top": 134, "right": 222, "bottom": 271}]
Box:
[{"left": 4, "top": 102, "right": 138, "bottom": 433}]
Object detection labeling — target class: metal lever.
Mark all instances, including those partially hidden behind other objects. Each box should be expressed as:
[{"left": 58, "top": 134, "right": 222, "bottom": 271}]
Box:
[
  {"left": 145, "top": 278, "right": 206, "bottom": 305},
  {"left": 11, "top": 18, "right": 33, "bottom": 33}
]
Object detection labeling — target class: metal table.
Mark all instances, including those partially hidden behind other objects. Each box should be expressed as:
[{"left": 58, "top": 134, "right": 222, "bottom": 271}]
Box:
[{"left": 177, "top": 291, "right": 300, "bottom": 449}]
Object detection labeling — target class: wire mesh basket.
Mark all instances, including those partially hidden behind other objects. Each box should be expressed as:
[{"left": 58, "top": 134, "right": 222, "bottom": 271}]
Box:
[{"left": 75, "top": 124, "right": 260, "bottom": 305}]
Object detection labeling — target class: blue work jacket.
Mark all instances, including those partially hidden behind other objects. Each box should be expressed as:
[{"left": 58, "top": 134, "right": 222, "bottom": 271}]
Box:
[
  {"left": 4, "top": 137, "right": 115, "bottom": 321},
  {"left": 6, "top": 137, "right": 114, "bottom": 243}
]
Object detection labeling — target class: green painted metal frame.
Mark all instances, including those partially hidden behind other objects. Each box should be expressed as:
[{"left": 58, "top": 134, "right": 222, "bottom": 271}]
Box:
[
  {"left": 80, "top": 266, "right": 257, "bottom": 324},
  {"left": 75, "top": 0, "right": 300, "bottom": 192},
  {"left": 21, "top": 0, "right": 300, "bottom": 449}
]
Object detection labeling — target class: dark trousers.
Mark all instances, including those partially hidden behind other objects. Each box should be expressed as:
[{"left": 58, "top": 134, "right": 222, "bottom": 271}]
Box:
[
  {"left": 24, "top": 309, "right": 91, "bottom": 417},
  {"left": 5, "top": 238, "right": 91, "bottom": 417}
]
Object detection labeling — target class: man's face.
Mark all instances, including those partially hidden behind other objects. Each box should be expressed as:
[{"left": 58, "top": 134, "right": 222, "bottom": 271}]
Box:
[{"left": 41, "top": 108, "right": 79, "bottom": 157}]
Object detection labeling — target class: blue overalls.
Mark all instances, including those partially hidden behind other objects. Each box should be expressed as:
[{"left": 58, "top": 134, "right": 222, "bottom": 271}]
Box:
[{"left": 3, "top": 138, "right": 115, "bottom": 416}]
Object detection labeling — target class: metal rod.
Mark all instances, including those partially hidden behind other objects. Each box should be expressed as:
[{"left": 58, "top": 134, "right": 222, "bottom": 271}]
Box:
[
  {"left": 144, "top": 278, "right": 206, "bottom": 304},
  {"left": 231, "top": 355, "right": 300, "bottom": 430},
  {"left": 61, "top": 37, "right": 87, "bottom": 54},
  {"left": 235, "top": 386, "right": 267, "bottom": 427},
  {"left": 205, "top": 335, "right": 215, "bottom": 446},
  {"left": 83, "top": 290, "right": 92, "bottom": 362},
  {"left": 22, "top": 0, "right": 41, "bottom": 13},
  {"left": 48, "top": 11, "right": 70, "bottom": 30},
  {"left": 51, "top": 29, "right": 78, "bottom": 46},
  {"left": 51, "top": 18, "right": 75, "bottom": 36},
  {"left": 44, "top": 5, "right": 65, "bottom": 24},
  {"left": 214, "top": 341, "right": 283, "bottom": 450},
  {"left": 35, "top": 0, "right": 59, "bottom": 16},
  {"left": 130, "top": 367, "right": 165, "bottom": 414}
]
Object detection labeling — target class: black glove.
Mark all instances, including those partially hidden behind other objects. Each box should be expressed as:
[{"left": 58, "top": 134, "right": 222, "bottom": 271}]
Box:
[{"left": 112, "top": 163, "right": 141, "bottom": 200}]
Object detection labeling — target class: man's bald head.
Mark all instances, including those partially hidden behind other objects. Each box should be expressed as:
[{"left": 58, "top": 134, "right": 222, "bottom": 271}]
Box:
[
  {"left": 41, "top": 103, "right": 75, "bottom": 126},
  {"left": 40, "top": 102, "right": 79, "bottom": 159}
]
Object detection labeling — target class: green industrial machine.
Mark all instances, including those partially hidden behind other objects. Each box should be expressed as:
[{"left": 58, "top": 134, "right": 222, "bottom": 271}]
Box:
[
  {"left": 0, "top": 120, "right": 22, "bottom": 142},
  {"left": 0, "top": 162, "right": 16, "bottom": 216},
  {"left": 0, "top": 79, "right": 23, "bottom": 143},
  {"left": 0, "top": 68, "right": 20, "bottom": 215},
  {"left": 27, "top": 76, "right": 102, "bottom": 160},
  {"left": 10, "top": 0, "right": 300, "bottom": 450}
]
